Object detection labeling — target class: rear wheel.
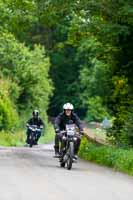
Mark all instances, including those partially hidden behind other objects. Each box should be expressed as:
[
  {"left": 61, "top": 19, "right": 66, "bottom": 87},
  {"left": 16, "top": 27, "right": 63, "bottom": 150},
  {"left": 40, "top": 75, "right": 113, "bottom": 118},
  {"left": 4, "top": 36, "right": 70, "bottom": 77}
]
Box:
[
  {"left": 60, "top": 149, "right": 66, "bottom": 168},
  {"left": 67, "top": 157, "right": 72, "bottom": 170}
]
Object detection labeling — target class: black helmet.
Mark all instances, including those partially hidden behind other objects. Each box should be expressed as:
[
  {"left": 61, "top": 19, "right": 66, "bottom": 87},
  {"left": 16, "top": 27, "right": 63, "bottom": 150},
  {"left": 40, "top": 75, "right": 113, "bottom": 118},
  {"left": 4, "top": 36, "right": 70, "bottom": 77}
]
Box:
[{"left": 32, "top": 110, "right": 39, "bottom": 117}]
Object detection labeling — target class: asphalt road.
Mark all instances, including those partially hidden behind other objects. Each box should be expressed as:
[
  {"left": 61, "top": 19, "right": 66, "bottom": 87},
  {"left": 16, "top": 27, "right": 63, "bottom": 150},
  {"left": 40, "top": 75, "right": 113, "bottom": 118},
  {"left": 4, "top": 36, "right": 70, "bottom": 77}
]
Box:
[{"left": 0, "top": 144, "right": 132, "bottom": 200}]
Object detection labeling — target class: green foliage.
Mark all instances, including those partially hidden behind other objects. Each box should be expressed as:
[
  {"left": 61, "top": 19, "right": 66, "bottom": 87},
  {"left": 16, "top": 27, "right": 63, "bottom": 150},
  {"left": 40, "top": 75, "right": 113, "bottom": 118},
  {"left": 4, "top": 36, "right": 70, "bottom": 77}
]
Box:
[
  {"left": 0, "top": 31, "right": 53, "bottom": 125},
  {"left": 0, "top": 77, "right": 18, "bottom": 130},
  {"left": 77, "top": 37, "right": 110, "bottom": 104},
  {"left": 86, "top": 96, "right": 110, "bottom": 122},
  {"left": 74, "top": 0, "right": 133, "bottom": 145},
  {"left": 0, "top": 98, "right": 17, "bottom": 131},
  {"left": 49, "top": 46, "right": 81, "bottom": 114},
  {"left": 0, "top": 3, "right": 53, "bottom": 135},
  {"left": 0, "top": 131, "right": 25, "bottom": 146},
  {"left": 0, "top": 0, "right": 133, "bottom": 147},
  {"left": 39, "top": 122, "right": 55, "bottom": 144},
  {"left": 0, "top": 0, "right": 37, "bottom": 41},
  {"left": 79, "top": 137, "right": 133, "bottom": 175}
]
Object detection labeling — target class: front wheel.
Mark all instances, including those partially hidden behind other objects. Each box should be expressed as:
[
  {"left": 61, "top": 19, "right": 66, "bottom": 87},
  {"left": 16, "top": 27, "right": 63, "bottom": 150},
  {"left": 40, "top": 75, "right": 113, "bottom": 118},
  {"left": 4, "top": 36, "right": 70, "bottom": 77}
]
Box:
[
  {"left": 29, "top": 139, "right": 33, "bottom": 147},
  {"left": 29, "top": 133, "right": 34, "bottom": 148},
  {"left": 67, "top": 142, "right": 74, "bottom": 170}
]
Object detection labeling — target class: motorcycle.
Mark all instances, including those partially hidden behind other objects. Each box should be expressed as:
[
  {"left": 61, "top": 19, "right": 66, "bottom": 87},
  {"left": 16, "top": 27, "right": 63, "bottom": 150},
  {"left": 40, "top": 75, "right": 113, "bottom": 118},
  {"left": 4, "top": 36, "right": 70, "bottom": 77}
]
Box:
[
  {"left": 28, "top": 125, "right": 41, "bottom": 147},
  {"left": 59, "top": 124, "right": 78, "bottom": 170}
]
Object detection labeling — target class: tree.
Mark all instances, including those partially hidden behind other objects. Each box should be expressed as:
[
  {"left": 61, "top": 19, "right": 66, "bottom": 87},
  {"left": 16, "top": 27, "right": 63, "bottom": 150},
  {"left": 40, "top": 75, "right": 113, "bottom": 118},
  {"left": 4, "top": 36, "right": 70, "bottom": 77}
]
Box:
[{"left": 0, "top": 31, "right": 53, "bottom": 127}]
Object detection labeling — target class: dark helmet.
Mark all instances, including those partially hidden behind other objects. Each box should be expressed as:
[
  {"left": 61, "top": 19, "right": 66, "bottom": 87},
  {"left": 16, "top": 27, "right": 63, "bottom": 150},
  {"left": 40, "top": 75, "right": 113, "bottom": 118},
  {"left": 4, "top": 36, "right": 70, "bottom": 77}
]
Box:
[{"left": 32, "top": 109, "right": 39, "bottom": 117}]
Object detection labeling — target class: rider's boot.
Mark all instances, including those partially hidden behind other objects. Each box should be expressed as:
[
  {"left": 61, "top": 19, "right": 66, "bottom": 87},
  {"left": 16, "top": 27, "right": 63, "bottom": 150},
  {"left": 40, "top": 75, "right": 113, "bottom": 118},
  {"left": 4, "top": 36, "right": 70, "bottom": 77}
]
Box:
[
  {"left": 54, "top": 146, "right": 60, "bottom": 158},
  {"left": 73, "top": 147, "right": 79, "bottom": 160},
  {"left": 73, "top": 154, "right": 78, "bottom": 160}
]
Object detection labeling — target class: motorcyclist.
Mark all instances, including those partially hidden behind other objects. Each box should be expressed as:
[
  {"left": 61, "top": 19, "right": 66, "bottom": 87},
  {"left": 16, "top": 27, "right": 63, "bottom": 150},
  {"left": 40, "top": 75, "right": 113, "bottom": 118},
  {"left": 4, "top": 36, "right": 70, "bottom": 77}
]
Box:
[
  {"left": 54, "top": 103, "right": 84, "bottom": 159},
  {"left": 26, "top": 110, "right": 44, "bottom": 145}
]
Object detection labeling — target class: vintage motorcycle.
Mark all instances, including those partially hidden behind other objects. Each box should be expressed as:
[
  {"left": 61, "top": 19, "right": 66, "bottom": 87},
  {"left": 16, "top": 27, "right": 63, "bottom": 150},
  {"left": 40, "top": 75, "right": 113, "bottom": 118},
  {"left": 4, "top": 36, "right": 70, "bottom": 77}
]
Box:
[
  {"left": 59, "top": 124, "right": 78, "bottom": 170},
  {"left": 28, "top": 125, "right": 41, "bottom": 147}
]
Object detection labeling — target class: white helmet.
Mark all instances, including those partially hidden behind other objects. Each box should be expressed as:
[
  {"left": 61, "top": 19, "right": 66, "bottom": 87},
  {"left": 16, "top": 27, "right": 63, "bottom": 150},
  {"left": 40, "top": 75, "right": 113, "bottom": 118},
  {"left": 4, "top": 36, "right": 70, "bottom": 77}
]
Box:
[{"left": 63, "top": 103, "right": 74, "bottom": 110}]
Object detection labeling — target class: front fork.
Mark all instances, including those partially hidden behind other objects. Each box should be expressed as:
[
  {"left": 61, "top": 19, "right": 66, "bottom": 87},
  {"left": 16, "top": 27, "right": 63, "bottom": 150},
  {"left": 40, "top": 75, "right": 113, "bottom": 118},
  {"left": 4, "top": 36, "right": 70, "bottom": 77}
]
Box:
[{"left": 61, "top": 138, "right": 75, "bottom": 162}]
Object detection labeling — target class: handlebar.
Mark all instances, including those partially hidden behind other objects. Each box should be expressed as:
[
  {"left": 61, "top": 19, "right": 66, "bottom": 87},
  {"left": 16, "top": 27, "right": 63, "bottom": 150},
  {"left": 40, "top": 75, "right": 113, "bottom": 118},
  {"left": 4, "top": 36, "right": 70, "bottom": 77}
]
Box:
[
  {"left": 27, "top": 124, "right": 43, "bottom": 129},
  {"left": 28, "top": 125, "right": 41, "bottom": 132}
]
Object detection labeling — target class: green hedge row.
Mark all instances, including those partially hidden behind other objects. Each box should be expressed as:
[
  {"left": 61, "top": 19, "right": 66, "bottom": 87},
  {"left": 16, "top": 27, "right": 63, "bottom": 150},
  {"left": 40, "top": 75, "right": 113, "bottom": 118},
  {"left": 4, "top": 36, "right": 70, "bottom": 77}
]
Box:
[{"left": 79, "top": 137, "right": 133, "bottom": 176}]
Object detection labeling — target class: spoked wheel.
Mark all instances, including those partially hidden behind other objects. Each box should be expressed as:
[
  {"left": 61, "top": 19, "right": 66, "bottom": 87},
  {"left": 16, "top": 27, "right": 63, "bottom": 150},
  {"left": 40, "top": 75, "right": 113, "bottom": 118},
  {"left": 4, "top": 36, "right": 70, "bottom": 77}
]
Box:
[
  {"left": 60, "top": 150, "right": 66, "bottom": 168},
  {"left": 29, "top": 134, "right": 34, "bottom": 148},
  {"left": 29, "top": 140, "right": 33, "bottom": 148},
  {"left": 67, "top": 157, "right": 73, "bottom": 170},
  {"left": 67, "top": 142, "right": 74, "bottom": 170}
]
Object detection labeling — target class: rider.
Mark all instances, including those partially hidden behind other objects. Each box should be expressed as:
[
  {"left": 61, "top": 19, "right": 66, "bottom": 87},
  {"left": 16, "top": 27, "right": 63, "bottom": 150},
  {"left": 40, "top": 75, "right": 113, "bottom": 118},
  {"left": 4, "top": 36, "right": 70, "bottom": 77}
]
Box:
[
  {"left": 26, "top": 110, "right": 44, "bottom": 145},
  {"left": 54, "top": 103, "right": 84, "bottom": 159}
]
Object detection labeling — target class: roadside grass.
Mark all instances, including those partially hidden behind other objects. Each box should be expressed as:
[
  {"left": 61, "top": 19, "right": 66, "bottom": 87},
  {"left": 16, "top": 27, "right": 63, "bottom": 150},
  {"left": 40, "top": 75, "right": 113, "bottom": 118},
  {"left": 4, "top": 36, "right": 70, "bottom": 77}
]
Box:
[
  {"left": 39, "top": 123, "right": 54, "bottom": 144},
  {"left": 0, "top": 123, "right": 54, "bottom": 147},
  {"left": 0, "top": 131, "right": 25, "bottom": 147},
  {"left": 79, "top": 137, "right": 133, "bottom": 176}
]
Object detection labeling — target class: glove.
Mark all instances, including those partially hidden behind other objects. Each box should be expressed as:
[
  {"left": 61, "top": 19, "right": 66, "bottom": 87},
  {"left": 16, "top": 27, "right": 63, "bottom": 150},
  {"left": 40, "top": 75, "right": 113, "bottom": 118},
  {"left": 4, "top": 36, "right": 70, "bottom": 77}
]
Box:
[
  {"left": 40, "top": 125, "right": 43, "bottom": 129},
  {"left": 56, "top": 132, "right": 62, "bottom": 138},
  {"left": 80, "top": 131, "right": 84, "bottom": 136},
  {"left": 55, "top": 128, "right": 60, "bottom": 133}
]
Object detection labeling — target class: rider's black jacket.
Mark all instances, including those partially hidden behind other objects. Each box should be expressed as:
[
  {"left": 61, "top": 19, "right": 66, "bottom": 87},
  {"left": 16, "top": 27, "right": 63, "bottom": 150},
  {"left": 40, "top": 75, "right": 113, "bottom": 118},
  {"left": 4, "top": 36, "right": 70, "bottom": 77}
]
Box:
[
  {"left": 27, "top": 117, "right": 44, "bottom": 128},
  {"left": 54, "top": 112, "right": 83, "bottom": 134}
]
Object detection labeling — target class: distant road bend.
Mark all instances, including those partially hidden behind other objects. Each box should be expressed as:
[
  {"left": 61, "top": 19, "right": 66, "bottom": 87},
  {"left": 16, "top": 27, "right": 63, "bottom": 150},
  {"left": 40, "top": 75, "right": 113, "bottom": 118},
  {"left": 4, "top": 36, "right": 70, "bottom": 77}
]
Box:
[{"left": 0, "top": 144, "right": 133, "bottom": 200}]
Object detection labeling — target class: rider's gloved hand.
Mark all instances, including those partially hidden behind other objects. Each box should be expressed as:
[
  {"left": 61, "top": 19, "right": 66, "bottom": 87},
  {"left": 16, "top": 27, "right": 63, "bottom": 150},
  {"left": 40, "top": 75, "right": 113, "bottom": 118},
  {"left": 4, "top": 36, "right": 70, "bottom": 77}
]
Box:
[
  {"left": 56, "top": 130, "right": 62, "bottom": 138},
  {"left": 56, "top": 132, "right": 62, "bottom": 138},
  {"left": 80, "top": 130, "right": 84, "bottom": 135},
  {"left": 40, "top": 125, "right": 44, "bottom": 129},
  {"left": 26, "top": 123, "right": 30, "bottom": 128},
  {"left": 79, "top": 131, "right": 84, "bottom": 139},
  {"left": 55, "top": 128, "right": 60, "bottom": 133}
]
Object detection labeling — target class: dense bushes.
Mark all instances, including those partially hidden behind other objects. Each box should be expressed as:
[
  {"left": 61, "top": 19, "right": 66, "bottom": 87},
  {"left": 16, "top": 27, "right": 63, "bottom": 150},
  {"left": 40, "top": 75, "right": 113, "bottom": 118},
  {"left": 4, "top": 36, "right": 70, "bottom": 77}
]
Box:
[
  {"left": 0, "top": 31, "right": 53, "bottom": 131},
  {"left": 0, "top": 32, "right": 53, "bottom": 111},
  {"left": 0, "top": 131, "right": 25, "bottom": 146},
  {"left": 79, "top": 137, "right": 133, "bottom": 175},
  {"left": 85, "top": 96, "right": 110, "bottom": 122},
  {"left": 0, "top": 98, "right": 18, "bottom": 131},
  {"left": 0, "top": 77, "right": 18, "bottom": 131}
]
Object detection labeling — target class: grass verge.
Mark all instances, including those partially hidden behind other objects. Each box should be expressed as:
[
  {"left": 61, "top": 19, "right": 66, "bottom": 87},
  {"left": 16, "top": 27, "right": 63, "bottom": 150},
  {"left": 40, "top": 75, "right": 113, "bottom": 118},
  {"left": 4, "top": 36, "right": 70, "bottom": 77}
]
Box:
[
  {"left": 0, "top": 123, "right": 54, "bottom": 147},
  {"left": 0, "top": 131, "right": 25, "bottom": 147},
  {"left": 79, "top": 137, "right": 133, "bottom": 176},
  {"left": 39, "top": 122, "right": 54, "bottom": 144}
]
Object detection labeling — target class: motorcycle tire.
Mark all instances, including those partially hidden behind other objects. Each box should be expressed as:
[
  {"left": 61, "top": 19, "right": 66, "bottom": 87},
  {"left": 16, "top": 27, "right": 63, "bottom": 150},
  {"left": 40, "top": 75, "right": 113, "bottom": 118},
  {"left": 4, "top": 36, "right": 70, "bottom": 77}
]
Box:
[
  {"left": 67, "top": 142, "right": 74, "bottom": 170},
  {"left": 29, "top": 135, "right": 34, "bottom": 148}
]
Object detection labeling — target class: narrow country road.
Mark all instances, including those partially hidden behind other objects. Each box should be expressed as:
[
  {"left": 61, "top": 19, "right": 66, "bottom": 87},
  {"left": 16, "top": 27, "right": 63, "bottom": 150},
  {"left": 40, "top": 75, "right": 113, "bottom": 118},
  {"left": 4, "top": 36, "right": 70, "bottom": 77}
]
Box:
[{"left": 0, "top": 144, "right": 132, "bottom": 200}]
